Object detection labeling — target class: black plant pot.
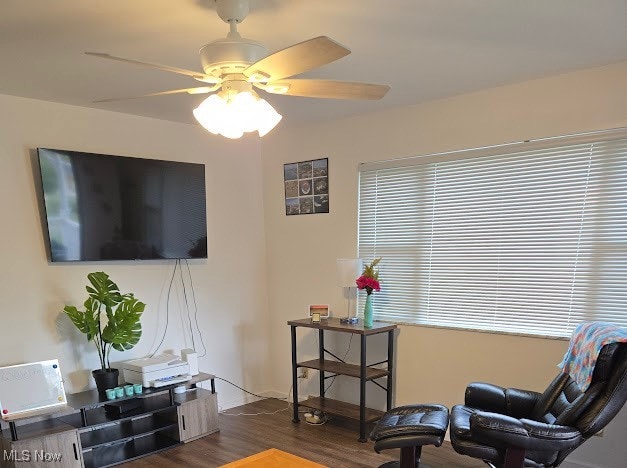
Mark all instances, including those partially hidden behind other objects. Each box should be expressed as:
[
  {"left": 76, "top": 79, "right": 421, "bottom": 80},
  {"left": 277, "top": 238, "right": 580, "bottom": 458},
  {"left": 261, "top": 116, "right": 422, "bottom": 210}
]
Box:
[{"left": 92, "top": 368, "right": 120, "bottom": 395}]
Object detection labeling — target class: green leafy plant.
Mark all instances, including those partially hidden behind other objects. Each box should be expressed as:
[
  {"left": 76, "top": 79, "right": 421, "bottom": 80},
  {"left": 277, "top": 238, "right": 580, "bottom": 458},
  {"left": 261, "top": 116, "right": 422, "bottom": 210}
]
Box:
[{"left": 64, "top": 272, "right": 145, "bottom": 371}]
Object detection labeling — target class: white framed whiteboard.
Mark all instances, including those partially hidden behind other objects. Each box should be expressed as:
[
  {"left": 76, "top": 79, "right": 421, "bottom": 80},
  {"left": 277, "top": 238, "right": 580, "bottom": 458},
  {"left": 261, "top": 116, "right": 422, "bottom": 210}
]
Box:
[{"left": 0, "top": 359, "right": 67, "bottom": 420}]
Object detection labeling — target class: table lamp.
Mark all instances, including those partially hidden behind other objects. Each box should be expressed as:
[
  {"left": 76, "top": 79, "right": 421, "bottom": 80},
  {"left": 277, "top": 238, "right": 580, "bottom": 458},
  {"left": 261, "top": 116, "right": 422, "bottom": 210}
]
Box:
[{"left": 336, "top": 258, "right": 363, "bottom": 324}]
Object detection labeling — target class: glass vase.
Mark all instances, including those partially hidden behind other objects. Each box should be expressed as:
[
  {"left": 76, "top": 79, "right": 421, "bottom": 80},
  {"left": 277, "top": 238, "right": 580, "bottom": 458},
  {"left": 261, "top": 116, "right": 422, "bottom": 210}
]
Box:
[{"left": 364, "top": 294, "right": 374, "bottom": 328}]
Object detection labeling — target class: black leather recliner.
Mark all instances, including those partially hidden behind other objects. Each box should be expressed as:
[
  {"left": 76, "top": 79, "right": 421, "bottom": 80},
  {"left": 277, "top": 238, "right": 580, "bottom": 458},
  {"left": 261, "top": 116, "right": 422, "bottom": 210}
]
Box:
[{"left": 450, "top": 342, "right": 627, "bottom": 468}]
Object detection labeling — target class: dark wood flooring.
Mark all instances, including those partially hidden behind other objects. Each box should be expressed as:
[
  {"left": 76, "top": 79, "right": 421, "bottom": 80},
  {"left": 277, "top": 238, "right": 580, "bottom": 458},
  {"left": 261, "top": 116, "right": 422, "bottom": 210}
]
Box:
[{"left": 125, "top": 399, "right": 484, "bottom": 467}]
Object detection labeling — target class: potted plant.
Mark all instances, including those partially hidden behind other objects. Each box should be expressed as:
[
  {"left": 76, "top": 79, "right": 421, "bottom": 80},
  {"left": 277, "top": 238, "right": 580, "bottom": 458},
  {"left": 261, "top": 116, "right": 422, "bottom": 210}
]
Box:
[{"left": 64, "top": 272, "right": 145, "bottom": 394}]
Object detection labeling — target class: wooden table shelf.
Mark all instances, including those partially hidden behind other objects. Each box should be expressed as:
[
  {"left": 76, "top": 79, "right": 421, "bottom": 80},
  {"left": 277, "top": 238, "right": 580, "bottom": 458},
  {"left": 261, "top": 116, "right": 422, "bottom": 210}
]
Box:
[
  {"left": 299, "top": 397, "right": 385, "bottom": 423},
  {"left": 297, "top": 359, "right": 389, "bottom": 380}
]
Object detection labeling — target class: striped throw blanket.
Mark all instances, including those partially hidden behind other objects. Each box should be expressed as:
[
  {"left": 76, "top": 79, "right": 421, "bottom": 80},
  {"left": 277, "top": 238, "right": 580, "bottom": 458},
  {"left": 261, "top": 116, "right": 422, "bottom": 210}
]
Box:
[{"left": 558, "top": 322, "right": 627, "bottom": 392}]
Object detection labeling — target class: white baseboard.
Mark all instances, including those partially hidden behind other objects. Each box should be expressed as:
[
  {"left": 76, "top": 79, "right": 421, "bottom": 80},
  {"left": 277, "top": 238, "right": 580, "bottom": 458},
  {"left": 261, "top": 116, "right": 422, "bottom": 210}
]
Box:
[
  {"left": 261, "top": 389, "right": 309, "bottom": 402},
  {"left": 216, "top": 389, "right": 306, "bottom": 412},
  {"left": 217, "top": 394, "right": 258, "bottom": 411},
  {"left": 259, "top": 390, "right": 288, "bottom": 400}
]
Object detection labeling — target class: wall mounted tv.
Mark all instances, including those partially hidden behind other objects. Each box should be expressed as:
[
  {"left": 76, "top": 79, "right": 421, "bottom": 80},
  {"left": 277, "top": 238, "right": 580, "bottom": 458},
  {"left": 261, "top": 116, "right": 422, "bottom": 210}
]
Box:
[{"left": 37, "top": 148, "right": 207, "bottom": 262}]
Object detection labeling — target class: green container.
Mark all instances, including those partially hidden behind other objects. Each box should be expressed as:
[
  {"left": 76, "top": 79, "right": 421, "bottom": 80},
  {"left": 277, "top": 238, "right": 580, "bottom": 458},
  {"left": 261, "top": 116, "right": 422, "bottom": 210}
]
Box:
[{"left": 364, "top": 294, "right": 374, "bottom": 328}]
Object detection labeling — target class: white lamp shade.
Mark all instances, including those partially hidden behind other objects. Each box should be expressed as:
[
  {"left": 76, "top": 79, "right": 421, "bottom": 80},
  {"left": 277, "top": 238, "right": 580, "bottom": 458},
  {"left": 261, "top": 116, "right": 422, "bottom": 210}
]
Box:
[
  {"left": 336, "top": 258, "right": 363, "bottom": 288},
  {"left": 193, "top": 91, "right": 282, "bottom": 139}
]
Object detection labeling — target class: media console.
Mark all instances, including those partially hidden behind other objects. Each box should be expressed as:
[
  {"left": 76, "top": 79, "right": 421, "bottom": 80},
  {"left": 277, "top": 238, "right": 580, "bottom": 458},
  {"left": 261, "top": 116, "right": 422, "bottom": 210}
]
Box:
[{"left": 0, "top": 373, "right": 218, "bottom": 468}]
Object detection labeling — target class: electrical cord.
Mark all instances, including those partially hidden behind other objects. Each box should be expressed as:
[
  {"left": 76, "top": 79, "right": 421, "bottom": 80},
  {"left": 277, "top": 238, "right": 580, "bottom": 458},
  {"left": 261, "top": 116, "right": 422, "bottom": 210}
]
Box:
[
  {"left": 216, "top": 377, "right": 311, "bottom": 416},
  {"left": 215, "top": 376, "right": 288, "bottom": 401},
  {"left": 184, "top": 259, "right": 208, "bottom": 358},
  {"left": 178, "top": 261, "right": 196, "bottom": 351},
  {"left": 149, "top": 259, "right": 179, "bottom": 357},
  {"left": 217, "top": 376, "right": 297, "bottom": 417},
  {"left": 322, "top": 334, "right": 353, "bottom": 394},
  {"left": 219, "top": 395, "right": 292, "bottom": 417},
  {"left": 150, "top": 262, "right": 303, "bottom": 416},
  {"left": 150, "top": 259, "right": 209, "bottom": 359}
]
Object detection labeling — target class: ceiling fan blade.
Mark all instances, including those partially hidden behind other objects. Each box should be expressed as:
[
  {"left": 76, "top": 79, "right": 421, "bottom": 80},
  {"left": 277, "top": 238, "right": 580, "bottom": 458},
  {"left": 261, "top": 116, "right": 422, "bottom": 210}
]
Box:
[
  {"left": 260, "top": 79, "right": 390, "bottom": 100},
  {"left": 85, "top": 52, "right": 221, "bottom": 84},
  {"left": 93, "top": 86, "right": 217, "bottom": 103},
  {"left": 244, "top": 36, "right": 350, "bottom": 82}
]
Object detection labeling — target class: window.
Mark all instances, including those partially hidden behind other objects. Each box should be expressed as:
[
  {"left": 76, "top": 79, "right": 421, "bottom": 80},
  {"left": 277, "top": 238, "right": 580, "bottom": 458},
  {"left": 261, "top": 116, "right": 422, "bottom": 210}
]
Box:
[{"left": 358, "top": 131, "right": 627, "bottom": 338}]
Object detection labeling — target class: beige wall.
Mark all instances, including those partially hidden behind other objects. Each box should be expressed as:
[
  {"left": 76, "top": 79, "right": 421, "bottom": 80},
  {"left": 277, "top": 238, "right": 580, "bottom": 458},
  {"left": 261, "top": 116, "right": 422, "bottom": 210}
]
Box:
[
  {"left": 0, "top": 94, "right": 271, "bottom": 408},
  {"left": 261, "top": 61, "right": 627, "bottom": 465}
]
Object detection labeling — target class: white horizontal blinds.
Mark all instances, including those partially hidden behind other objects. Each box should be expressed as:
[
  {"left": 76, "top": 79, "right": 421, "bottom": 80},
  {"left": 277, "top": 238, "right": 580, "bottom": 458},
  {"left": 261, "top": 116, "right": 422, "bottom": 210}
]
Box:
[
  {"left": 358, "top": 135, "right": 627, "bottom": 337},
  {"left": 586, "top": 140, "right": 627, "bottom": 327},
  {"left": 422, "top": 144, "right": 597, "bottom": 337},
  {"left": 358, "top": 166, "right": 426, "bottom": 322}
]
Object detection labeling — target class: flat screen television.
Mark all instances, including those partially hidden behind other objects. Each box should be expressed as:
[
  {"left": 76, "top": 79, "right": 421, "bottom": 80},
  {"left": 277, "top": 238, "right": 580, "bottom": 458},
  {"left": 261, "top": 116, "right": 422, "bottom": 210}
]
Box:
[{"left": 37, "top": 148, "right": 207, "bottom": 262}]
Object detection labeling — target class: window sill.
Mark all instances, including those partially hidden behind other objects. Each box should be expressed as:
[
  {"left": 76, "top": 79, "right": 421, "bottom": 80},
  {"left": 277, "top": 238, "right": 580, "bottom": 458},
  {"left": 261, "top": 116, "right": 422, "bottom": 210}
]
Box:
[{"left": 374, "top": 319, "right": 570, "bottom": 341}]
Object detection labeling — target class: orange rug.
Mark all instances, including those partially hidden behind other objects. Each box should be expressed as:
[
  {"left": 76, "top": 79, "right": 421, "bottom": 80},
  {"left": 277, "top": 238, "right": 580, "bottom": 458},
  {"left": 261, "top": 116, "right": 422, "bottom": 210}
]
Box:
[{"left": 220, "top": 448, "right": 326, "bottom": 467}]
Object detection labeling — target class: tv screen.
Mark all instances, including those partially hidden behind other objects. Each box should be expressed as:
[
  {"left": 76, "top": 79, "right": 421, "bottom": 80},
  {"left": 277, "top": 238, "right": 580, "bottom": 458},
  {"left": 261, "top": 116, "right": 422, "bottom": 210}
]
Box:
[{"left": 37, "top": 148, "right": 207, "bottom": 262}]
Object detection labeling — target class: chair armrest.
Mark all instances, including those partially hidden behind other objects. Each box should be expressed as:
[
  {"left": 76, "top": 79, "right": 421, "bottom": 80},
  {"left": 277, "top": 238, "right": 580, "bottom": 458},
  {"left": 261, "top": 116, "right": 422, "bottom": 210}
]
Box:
[
  {"left": 470, "top": 411, "right": 582, "bottom": 451},
  {"left": 465, "top": 383, "right": 507, "bottom": 412},
  {"left": 465, "top": 383, "right": 540, "bottom": 417}
]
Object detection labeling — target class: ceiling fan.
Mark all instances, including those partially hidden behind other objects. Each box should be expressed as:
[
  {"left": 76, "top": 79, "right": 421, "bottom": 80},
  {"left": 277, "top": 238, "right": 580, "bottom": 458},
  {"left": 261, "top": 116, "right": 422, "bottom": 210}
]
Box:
[{"left": 86, "top": 0, "right": 390, "bottom": 139}]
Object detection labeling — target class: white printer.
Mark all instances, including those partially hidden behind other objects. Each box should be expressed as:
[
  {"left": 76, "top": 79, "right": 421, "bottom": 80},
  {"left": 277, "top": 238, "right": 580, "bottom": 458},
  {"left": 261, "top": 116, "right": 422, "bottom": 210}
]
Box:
[{"left": 122, "top": 354, "right": 192, "bottom": 388}]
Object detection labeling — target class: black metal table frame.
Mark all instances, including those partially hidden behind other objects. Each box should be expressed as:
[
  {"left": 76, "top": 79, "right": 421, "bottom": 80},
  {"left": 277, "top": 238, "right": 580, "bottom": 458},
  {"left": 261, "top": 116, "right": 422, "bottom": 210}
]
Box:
[{"left": 290, "top": 324, "right": 395, "bottom": 442}]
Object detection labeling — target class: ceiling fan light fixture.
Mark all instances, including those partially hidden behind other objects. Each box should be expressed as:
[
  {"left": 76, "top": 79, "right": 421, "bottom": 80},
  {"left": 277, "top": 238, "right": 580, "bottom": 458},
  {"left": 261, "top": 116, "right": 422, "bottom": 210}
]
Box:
[
  {"left": 256, "top": 98, "right": 282, "bottom": 137},
  {"left": 192, "top": 93, "right": 225, "bottom": 135},
  {"left": 193, "top": 90, "right": 282, "bottom": 139}
]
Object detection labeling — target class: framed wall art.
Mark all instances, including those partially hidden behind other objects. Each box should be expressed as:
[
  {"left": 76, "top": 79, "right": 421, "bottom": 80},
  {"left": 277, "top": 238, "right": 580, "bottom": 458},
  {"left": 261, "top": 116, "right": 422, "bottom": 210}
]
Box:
[{"left": 283, "top": 157, "right": 329, "bottom": 215}]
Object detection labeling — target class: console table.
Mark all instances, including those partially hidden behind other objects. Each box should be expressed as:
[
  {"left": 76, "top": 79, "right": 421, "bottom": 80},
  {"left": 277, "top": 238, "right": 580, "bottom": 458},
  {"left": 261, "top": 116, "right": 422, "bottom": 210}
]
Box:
[
  {"left": 0, "top": 373, "right": 217, "bottom": 467},
  {"left": 288, "top": 318, "right": 397, "bottom": 442}
]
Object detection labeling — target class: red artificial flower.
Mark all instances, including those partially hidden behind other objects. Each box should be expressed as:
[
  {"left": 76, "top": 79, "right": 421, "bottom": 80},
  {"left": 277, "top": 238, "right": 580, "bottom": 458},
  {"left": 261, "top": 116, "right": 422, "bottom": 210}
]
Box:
[
  {"left": 356, "top": 275, "right": 380, "bottom": 293},
  {"left": 356, "top": 258, "right": 382, "bottom": 295}
]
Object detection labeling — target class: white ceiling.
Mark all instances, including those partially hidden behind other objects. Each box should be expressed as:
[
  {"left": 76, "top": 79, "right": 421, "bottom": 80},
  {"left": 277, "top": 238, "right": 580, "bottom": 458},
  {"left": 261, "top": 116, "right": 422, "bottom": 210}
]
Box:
[{"left": 1, "top": 0, "right": 626, "bottom": 129}]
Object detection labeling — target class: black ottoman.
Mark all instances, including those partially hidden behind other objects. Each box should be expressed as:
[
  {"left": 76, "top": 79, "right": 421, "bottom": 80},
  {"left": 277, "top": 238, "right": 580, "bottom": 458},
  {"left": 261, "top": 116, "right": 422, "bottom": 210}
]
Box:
[{"left": 370, "top": 404, "right": 449, "bottom": 468}]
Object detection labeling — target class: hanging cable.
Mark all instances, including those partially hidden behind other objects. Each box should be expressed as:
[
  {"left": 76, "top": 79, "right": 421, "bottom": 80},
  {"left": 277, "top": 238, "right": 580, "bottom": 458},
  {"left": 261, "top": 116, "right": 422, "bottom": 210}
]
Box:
[
  {"left": 217, "top": 376, "right": 298, "bottom": 417},
  {"left": 184, "top": 259, "right": 208, "bottom": 358},
  {"left": 178, "top": 260, "right": 196, "bottom": 351},
  {"left": 150, "top": 259, "right": 179, "bottom": 357},
  {"left": 323, "top": 335, "right": 353, "bottom": 394}
]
